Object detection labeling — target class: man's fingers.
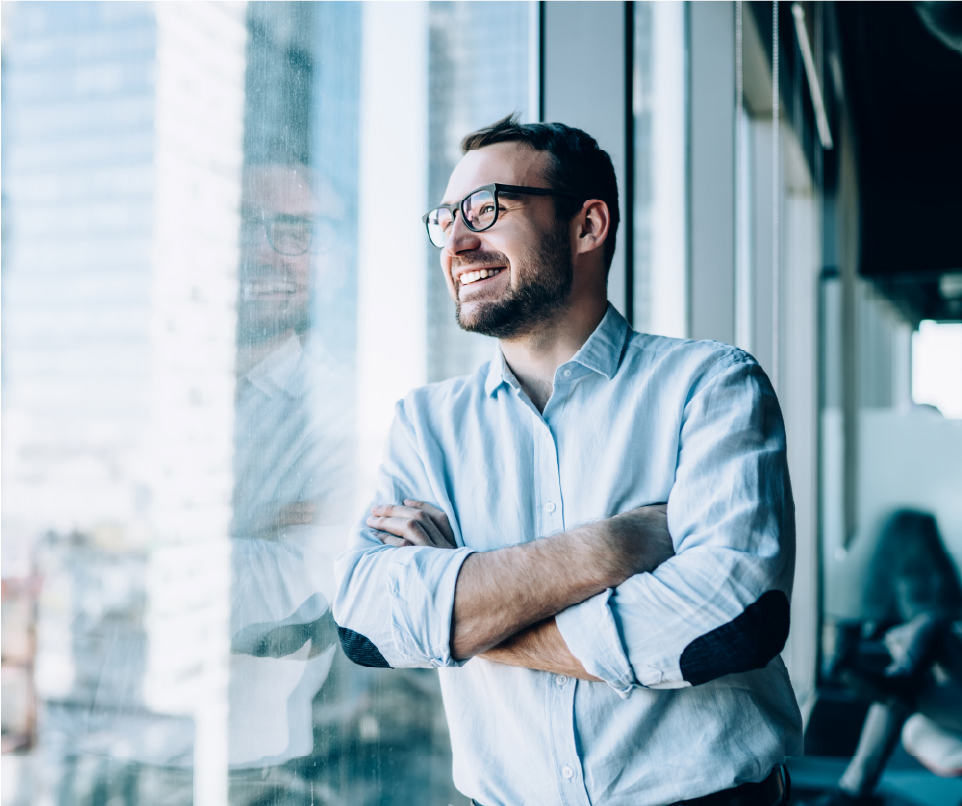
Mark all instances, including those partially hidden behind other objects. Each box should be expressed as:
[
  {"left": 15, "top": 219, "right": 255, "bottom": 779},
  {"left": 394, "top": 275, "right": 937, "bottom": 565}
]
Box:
[
  {"left": 368, "top": 503, "right": 454, "bottom": 548},
  {"left": 367, "top": 515, "right": 430, "bottom": 545},
  {"left": 378, "top": 534, "right": 413, "bottom": 548},
  {"left": 403, "top": 499, "right": 457, "bottom": 544},
  {"left": 367, "top": 507, "right": 451, "bottom": 548}
]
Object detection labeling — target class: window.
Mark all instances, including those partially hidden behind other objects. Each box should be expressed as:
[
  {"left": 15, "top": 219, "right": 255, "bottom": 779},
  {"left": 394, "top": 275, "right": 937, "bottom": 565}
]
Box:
[
  {"left": 913, "top": 320, "right": 962, "bottom": 419},
  {"left": 631, "top": 1, "right": 687, "bottom": 339},
  {"left": 1, "top": 3, "right": 532, "bottom": 803}
]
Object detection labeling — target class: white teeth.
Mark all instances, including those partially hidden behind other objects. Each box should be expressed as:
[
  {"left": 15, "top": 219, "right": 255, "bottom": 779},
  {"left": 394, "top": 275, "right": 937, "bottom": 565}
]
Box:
[
  {"left": 242, "top": 280, "right": 298, "bottom": 299},
  {"left": 459, "top": 268, "right": 503, "bottom": 286}
]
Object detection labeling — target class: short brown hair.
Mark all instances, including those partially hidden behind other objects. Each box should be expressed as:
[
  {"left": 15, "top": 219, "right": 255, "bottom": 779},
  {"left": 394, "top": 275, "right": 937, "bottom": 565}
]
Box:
[{"left": 461, "top": 114, "right": 619, "bottom": 271}]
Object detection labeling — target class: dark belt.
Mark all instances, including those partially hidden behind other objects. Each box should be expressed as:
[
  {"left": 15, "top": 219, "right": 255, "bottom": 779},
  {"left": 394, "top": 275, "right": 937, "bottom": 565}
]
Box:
[
  {"left": 676, "top": 766, "right": 790, "bottom": 806},
  {"left": 471, "top": 765, "right": 790, "bottom": 806}
]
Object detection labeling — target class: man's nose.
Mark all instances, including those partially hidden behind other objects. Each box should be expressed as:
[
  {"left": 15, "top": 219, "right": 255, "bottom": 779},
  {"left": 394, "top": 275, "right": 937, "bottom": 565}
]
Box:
[{"left": 443, "top": 210, "right": 482, "bottom": 257}]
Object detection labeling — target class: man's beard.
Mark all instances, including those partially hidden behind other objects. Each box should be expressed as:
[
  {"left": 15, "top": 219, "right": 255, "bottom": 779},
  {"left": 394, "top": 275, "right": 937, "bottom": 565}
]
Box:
[{"left": 454, "top": 223, "right": 574, "bottom": 339}]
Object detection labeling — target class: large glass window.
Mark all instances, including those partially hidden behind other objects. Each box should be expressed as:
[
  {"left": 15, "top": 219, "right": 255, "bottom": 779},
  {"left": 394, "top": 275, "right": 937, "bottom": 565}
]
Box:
[
  {"left": 1, "top": 3, "right": 532, "bottom": 803},
  {"left": 631, "top": 2, "right": 687, "bottom": 339}
]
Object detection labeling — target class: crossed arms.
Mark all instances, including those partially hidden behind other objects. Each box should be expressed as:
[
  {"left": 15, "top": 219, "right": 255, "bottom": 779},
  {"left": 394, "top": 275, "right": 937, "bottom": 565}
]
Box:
[
  {"left": 332, "top": 355, "right": 795, "bottom": 689},
  {"left": 366, "top": 500, "right": 674, "bottom": 679}
]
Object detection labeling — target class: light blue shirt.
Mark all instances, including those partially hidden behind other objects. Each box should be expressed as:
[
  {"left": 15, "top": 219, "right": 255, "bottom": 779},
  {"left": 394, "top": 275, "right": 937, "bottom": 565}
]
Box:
[{"left": 333, "top": 305, "right": 803, "bottom": 806}]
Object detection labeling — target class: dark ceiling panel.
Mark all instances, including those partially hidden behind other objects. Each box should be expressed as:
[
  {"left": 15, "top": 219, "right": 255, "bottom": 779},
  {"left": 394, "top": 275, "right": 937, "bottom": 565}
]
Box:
[{"left": 836, "top": 1, "right": 962, "bottom": 320}]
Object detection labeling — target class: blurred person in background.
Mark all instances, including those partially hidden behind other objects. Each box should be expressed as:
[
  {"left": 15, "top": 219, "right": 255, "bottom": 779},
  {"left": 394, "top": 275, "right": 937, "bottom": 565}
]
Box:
[{"left": 810, "top": 510, "right": 962, "bottom": 806}]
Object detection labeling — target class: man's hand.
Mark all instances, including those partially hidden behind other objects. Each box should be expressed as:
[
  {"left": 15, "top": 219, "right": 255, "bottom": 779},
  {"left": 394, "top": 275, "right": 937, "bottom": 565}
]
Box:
[
  {"left": 366, "top": 500, "right": 457, "bottom": 549},
  {"left": 604, "top": 503, "right": 674, "bottom": 579}
]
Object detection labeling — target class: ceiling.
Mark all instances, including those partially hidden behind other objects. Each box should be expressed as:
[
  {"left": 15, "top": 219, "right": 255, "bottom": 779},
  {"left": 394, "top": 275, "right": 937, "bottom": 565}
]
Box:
[{"left": 836, "top": 1, "right": 962, "bottom": 322}]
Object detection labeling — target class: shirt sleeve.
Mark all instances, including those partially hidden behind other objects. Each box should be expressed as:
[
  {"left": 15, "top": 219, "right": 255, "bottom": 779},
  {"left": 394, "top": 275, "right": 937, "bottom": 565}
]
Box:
[
  {"left": 332, "top": 398, "right": 475, "bottom": 669},
  {"left": 556, "top": 354, "right": 795, "bottom": 694}
]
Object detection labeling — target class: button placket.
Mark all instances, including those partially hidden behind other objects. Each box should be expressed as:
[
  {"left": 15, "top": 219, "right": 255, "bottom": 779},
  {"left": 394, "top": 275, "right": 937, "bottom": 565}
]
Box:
[
  {"left": 547, "top": 660, "right": 588, "bottom": 806},
  {"left": 537, "top": 417, "right": 563, "bottom": 532}
]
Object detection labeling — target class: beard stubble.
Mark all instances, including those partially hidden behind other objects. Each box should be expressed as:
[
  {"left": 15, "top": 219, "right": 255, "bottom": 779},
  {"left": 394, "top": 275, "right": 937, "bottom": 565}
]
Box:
[{"left": 454, "top": 223, "right": 575, "bottom": 340}]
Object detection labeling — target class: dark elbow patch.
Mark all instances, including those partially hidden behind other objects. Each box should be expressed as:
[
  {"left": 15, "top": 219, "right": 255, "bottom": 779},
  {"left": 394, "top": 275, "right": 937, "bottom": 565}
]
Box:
[
  {"left": 336, "top": 624, "right": 391, "bottom": 668},
  {"left": 679, "top": 590, "right": 790, "bottom": 685}
]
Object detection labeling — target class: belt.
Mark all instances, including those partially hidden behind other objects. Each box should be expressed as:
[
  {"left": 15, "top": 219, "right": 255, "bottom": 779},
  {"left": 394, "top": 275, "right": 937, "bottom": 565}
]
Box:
[
  {"left": 470, "top": 765, "right": 790, "bottom": 806},
  {"left": 677, "top": 766, "right": 790, "bottom": 806}
]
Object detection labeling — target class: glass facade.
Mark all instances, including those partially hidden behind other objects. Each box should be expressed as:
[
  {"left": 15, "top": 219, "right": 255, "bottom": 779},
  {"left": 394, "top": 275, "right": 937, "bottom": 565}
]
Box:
[
  {"left": 631, "top": 2, "right": 687, "bottom": 339},
  {"left": 1, "top": 3, "right": 530, "bottom": 803}
]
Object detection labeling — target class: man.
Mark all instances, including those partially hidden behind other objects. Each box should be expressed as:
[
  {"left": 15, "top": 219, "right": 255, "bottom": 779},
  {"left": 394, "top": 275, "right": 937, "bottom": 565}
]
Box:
[{"left": 333, "top": 115, "right": 802, "bottom": 806}]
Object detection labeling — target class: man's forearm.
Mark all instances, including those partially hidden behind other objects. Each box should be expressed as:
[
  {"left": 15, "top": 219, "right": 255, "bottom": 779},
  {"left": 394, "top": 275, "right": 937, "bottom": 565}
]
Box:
[
  {"left": 450, "top": 506, "right": 671, "bottom": 660},
  {"left": 479, "top": 618, "right": 602, "bottom": 681}
]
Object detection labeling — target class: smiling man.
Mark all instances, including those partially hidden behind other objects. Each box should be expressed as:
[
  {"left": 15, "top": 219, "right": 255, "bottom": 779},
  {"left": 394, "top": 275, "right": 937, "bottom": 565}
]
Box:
[{"left": 332, "top": 116, "right": 802, "bottom": 806}]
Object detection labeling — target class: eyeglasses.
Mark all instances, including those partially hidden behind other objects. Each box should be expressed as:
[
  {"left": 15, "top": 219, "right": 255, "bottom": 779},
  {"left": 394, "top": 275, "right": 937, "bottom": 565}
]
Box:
[
  {"left": 422, "top": 183, "right": 583, "bottom": 249},
  {"left": 241, "top": 214, "right": 339, "bottom": 256}
]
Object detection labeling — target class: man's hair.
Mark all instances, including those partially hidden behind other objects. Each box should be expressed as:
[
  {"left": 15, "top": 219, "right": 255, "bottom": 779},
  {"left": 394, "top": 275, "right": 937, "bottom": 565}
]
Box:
[{"left": 460, "top": 113, "right": 619, "bottom": 272}]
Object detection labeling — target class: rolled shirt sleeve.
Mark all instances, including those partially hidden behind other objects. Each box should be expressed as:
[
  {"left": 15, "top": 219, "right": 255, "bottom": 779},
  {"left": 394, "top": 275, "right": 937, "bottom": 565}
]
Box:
[
  {"left": 558, "top": 355, "right": 795, "bottom": 692},
  {"left": 332, "top": 399, "right": 474, "bottom": 669}
]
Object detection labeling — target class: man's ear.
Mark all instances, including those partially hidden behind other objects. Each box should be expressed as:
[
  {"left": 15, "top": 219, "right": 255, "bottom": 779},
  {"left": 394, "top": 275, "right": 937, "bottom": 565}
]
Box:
[{"left": 572, "top": 199, "right": 610, "bottom": 258}]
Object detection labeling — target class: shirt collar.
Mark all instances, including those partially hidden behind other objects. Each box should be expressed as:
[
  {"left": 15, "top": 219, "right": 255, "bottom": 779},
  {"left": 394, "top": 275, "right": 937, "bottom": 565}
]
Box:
[
  {"left": 570, "top": 303, "right": 630, "bottom": 379},
  {"left": 483, "top": 303, "right": 631, "bottom": 396},
  {"left": 484, "top": 347, "right": 511, "bottom": 396},
  {"left": 245, "top": 334, "right": 304, "bottom": 398}
]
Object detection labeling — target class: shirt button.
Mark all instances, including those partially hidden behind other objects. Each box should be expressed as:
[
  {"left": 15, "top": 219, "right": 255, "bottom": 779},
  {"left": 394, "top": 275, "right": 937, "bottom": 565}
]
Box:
[
  {"left": 545, "top": 501, "right": 556, "bottom": 514},
  {"left": 563, "top": 369, "right": 572, "bottom": 378},
  {"left": 556, "top": 675, "right": 568, "bottom": 686},
  {"left": 562, "top": 765, "right": 574, "bottom": 780}
]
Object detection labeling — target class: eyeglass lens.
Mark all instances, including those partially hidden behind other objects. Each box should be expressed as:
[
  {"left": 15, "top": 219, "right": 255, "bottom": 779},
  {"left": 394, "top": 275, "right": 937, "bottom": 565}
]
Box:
[
  {"left": 463, "top": 188, "right": 497, "bottom": 231},
  {"left": 242, "top": 217, "right": 339, "bottom": 256},
  {"left": 268, "top": 220, "right": 313, "bottom": 256},
  {"left": 427, "top": 188, "right": 498, "bottom": 248}
]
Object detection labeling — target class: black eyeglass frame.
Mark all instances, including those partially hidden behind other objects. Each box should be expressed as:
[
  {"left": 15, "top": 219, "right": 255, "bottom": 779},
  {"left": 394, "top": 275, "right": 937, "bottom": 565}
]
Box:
[{"left": 421, "top": 183, "right": 583, "bottom": 248}]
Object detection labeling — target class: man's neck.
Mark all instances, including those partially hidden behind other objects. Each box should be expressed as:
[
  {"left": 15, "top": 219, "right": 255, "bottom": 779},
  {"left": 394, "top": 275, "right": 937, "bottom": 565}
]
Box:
[{"left": 499, "top": 296, "right": 608, "bottom": 412}]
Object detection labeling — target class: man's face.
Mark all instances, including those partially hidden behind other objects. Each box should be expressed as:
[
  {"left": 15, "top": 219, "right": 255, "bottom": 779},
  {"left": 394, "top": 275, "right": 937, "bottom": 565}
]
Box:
[
  {"left": 439, "top": 143, "right": 575, "bottom": 339},
  {"left": 238, "top": 165, "right": 342, "bottom": 344}
]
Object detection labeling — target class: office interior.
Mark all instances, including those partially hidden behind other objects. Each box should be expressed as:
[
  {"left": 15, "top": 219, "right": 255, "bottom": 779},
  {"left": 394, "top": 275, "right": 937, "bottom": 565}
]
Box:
[{"left": 2, "top": 2, "right": 962, "bottom": 805}]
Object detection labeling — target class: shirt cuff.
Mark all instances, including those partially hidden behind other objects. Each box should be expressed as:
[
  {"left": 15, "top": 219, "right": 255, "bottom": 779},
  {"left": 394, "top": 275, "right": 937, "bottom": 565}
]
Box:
[
  {"left": 386, "top": 546, "right": 475, "bottom": 667},
  {"left": 555, "top": 588, "right": 636, "bottom": 698}
]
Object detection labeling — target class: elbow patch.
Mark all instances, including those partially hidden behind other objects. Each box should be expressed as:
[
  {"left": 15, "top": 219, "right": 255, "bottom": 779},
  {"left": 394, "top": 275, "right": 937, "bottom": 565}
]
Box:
[
  {"left": 679, "top": 590, "right": 790, "bottom": 685},
  {"left": 336, "top": 624, "right": 391, "bottom": 668}
]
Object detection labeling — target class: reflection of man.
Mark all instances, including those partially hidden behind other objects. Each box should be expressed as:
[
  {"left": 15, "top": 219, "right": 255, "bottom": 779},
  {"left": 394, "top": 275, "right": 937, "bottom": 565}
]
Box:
[
  {"left": 232, "top": 163, "right": 348, "bottom": 543},
  {"left": 228, "top": 162, "right": 351, "bottom": 782},
  {"left": 334, "top": 116, "right": 802, "bottom": 806}
]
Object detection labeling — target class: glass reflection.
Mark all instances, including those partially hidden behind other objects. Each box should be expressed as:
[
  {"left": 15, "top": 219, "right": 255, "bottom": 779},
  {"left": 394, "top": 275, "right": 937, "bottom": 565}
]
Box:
[
  {"left": 1, "top": 2, "right": 530, "bottom": 803},
  {"left": 228, "top": 162, "right": 349, "bottom": 796}
]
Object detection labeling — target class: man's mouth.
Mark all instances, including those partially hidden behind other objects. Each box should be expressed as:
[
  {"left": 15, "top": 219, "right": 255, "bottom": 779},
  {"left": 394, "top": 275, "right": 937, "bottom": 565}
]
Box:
[
  {"left": 241, "top": 279, "right": 301, "bottom": 300},
  {"left": 458, "top": 267, "right": 506, "bottom": 287}
]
